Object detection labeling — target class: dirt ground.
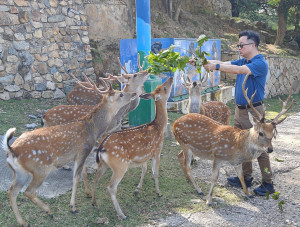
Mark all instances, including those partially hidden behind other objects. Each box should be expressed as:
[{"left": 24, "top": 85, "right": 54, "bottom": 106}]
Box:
[{"left": 145, "top": 112, "right": 300, "bottom": 227}]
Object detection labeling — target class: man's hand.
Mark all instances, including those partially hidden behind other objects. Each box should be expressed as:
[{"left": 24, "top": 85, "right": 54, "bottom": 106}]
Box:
[
  {"left": 189, "top": 59, "right": 196, "bottom": 66},
  {"left": 203, "top": 62, "right": 215, "bottom": 71}
]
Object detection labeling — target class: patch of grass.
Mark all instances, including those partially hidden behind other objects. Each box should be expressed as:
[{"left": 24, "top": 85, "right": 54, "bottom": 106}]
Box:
[{"left": 0, "top": 98, "right": 67, "bottom": 137}]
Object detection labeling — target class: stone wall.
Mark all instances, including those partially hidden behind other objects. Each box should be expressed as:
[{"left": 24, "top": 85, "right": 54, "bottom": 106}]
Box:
[
  {"left": 265, "top": 56, "right": 300, "bottom": 97},
  {"left": 0, "top": 0, "right": 94, "bottom": 101}
]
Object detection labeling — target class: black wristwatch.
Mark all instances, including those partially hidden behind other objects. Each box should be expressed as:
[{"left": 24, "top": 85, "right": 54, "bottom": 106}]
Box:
[{"left": 215, "top": 64, "right": 220, "bottom": 70}]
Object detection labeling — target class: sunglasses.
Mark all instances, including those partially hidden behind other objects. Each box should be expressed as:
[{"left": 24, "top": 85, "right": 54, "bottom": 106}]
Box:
[{"left": 237, "top": 43, "right": 254, "bottom": 49}]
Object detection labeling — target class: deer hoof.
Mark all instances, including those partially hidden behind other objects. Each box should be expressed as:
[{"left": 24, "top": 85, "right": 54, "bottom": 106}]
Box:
[
  {"left": 48, "top": 213, "right": 54, "bottom": 218},
  {"left": 134, "top": 190, "right": 139, "bottom": 196},
  {"left": 198, "top": 192, "right": 204, "bottom": 196},
  {"left": 248, "top": 195, "right": 255, "bottom": 199},
  {"left": 121, "top": 215, "right": 127, "bottom": 220},
  {"left": 157, "top": 193, "right": 163, "bottom": 197},
  {"left": 71, "top": 209, "right": 79, "bottom": 214}
]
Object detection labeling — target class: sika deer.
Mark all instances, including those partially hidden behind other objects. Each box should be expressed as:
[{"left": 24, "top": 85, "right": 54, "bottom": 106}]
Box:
[
  {"left": 91, "top": 77, "right": 173, "bottom": 219},
  {"left": 182, "top": 72, "right": 231, "bottom": 125},
  {"left": 2, "top": 78, "right": 137, "bottom": 226},
  {"left": 43, "top": 58, "right": 150, "bottom": 130},
  {"left": 67, "top": 54, "right": 145, "bottom": 105},
  {"left": 173, "top": 73, "right": 293, "bottom": 205}
]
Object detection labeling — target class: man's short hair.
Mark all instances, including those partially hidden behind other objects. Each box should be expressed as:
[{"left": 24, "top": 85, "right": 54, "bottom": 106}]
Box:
[{"left": 239, "top": 30, "right": 260, "bottom": 47}]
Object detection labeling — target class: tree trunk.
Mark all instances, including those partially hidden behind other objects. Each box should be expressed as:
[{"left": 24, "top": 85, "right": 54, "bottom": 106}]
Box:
[
  {"left": 174, "top": 0, "right": 182, "bottom": 22},
  {"left": 169, "top": 0, "right": 173, "bottom": 19},
  {"left": 230, "top": 0, "right": 240, "bottom": 17},
  {"left": 274, "top": 0, "right": 289, "bottom": 45}
]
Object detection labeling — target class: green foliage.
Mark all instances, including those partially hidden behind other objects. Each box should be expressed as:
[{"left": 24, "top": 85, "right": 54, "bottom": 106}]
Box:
[
  {"left": 275, "top": 157, "right": 284, "bottom": 162},
  {"left": 146, "top": 34, "right": 210, "bottom": 75}
]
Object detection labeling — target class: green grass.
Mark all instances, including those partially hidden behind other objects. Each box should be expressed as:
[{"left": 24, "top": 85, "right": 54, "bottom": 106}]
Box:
[{"left": 0, "top": 93, "right": 299, "bottom": 226}]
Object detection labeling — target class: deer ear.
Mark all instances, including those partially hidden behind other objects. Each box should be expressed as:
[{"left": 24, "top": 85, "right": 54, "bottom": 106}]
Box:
[
  {"left": 248, "top": 112, "right": 260, "bottom": 127},
  {"left": 139, "top": 93, "right": 152, "bottom": 100}
]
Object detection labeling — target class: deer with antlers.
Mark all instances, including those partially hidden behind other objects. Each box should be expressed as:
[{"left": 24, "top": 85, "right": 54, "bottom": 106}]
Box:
[
  {"left": 2, "top": 77, "right": 137, "bottom": 226},
  {"left": 66, "top": 54, "right": 146, "bottom": 106},
  {"left": 173, "top": 73, "right": 294, "bottom": 206},
  {"left": 182, "top": 71, "right": 231, "bottom": 125},
  {"left": 91, "top": 77, "right": 173, "bottom": 219},
  {"left": 42, "top": 55, "right": 149, "bottom": 130}
]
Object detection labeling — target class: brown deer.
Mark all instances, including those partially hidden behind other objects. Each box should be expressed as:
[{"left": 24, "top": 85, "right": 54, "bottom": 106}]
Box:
[
  {"left": 173, "top": 73, "right": 294, "bottom": 206},
  {"left": 42, "top": 71, "right": 149, "bottom": 129},
  {"left": 182, "top": 72, "right": 231, "bottom": 125},
  {"left": 91, "top": 77, "right": 173, "bottom": 219},
  {"left": 2, "top": 77, "right": 137, "bottom": 226}
]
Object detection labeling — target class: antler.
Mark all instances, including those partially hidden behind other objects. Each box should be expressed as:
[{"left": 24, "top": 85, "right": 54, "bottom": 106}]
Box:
[
  {"left": 180, "top": 71, "right": 191, "bottom": 89},
  {"left": 118, "top": 57, "right": 129, "bottom": 74},
  {"left": 271, "top": 87, "right": 294, "bottom": 125},
  {"left": 242, "top": 73, "right": 263, "bottom": 120},
  {"left": 70, "top": 73, "right": 110, "bottom": 94}
]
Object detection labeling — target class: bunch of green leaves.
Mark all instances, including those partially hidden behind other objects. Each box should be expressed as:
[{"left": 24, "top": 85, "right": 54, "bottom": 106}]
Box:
[
  {"left": 146, "top": 45, "right": 189, "bottom": 75},
  {"left": 146, "top": 34, "right": 210, "bottom": 75},
  {"left": 193, "top": 34, "right": 210, "bottom": 73}
]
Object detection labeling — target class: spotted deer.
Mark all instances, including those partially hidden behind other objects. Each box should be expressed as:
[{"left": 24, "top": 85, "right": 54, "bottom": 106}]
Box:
[
  {"left": 182, "top": 72, "right": 231, "bottom": 125},
  {"left": 42, "top": 71, "right": 149, "bottom": 129},
  {"left": 91, "top": 77, "right": 173, "bottom": 219},
  {"left": 2, "top": 78, "right": 137, "bottom": 226},
  {"left": 173, "top": 73, "right": 294, "bottom": 206}
]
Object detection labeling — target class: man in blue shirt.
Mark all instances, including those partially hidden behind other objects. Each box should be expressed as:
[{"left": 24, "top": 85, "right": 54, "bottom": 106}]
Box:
[{"left": 203, "top": 30, "right": 275, "bottom": 196}]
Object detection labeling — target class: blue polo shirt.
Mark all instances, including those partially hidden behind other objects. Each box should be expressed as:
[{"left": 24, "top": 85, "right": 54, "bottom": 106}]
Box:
[{"left": 231, "top": 54, "right": 268, "bottom": 105}]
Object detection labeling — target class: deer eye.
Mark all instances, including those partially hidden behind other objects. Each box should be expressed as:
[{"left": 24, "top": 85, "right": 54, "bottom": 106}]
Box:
[
  {"left": 120, "top": 93, "right": 123, "bottom": 97},
  {"left": 134, "top": 74, "right": 137, "bottom": 77},
  {"left": 259, "top": 132, "right": 264, "bottom": 137}
]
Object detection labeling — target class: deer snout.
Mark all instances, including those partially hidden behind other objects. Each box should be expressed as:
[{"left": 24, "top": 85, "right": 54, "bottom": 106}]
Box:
[
  {"left": 192, "top": 81, "right": 197, "bottom": 87},
  {"left": 267, "top": 147, "right": 273, "bottom": 153}
]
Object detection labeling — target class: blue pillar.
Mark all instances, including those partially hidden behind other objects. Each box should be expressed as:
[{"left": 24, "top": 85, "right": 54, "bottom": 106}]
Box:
[{"left": 129, "top": 0, "right": 162, "bottom": 126}]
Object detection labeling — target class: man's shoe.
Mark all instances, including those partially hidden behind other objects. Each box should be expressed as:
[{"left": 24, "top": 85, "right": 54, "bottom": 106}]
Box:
[
  {"left": 253, "top": 182, "right": 275, "bottom": 196},
  {"left": 227, "top": 176, "right": 253, "bottom": 188}
]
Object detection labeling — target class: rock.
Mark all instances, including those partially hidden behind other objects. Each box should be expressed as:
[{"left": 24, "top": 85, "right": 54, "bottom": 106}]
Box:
[
  {"left": 42, "top": 90, "right": 54, "bottom": 98},
  {"left": 13, "top": 41, "right": 29, "bottom": 50},
  {"left": 18, "top": 11, "right": 29, "bottom": 23},
  {"left": 28, "top": 114, "right": 37, "bottom": 119},
  {"left": 53, "top": 88, "right": 66, "bottom": 99},
  {"left": 25, "top": 123, "right": 38, "bottom": 129},
  {"left": 0, "top": 91, "right": 10, "bottom": 100},
  {"left": 4, "top": 85, "right": 20, "bottom": 92}
]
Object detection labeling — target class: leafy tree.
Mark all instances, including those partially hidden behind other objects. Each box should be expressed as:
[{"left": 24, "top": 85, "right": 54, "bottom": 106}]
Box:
[{"left": 268, "top": 0, "right": 300, "bottom": 45}]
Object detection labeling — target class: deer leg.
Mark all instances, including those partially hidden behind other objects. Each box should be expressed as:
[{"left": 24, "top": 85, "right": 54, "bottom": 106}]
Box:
[
  {"left": 24, "top": 173, "right": 52, "bottom": 217},
  {"left": 181, "top": 148, "right": 203, "bottom": 195},
  {"left": 107, "top": 166, "right": 128, "bottom": 220},
  {"left": 70, "top": 153, "right": 88, "bottom": 213},
  {"left": 82, "top": 166, "right": 92, "bottom": 198},
  {"left": 91, "top": 159, "right": 108, "bottom": 206},
  {"left": 152, "top": 153, "right": 162, "bottom": 197},
  {"left": 206, "top": 160, "right": 221, "bottom": 206},
  {"left": 134, "top": 162, "right": 147, "bottom": 196},
  {"left": 234, "top": 165, "right": 250, "bottom": 196},
  {"left": 7, "top": 164, "right": 29, "bottom": 227}
]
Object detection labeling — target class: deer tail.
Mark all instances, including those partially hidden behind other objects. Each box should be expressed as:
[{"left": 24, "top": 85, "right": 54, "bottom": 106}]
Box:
[{"left": 2, "top": 128, "right": 16, "bottom": 153}]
